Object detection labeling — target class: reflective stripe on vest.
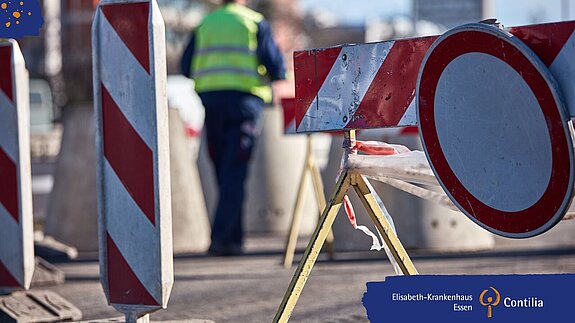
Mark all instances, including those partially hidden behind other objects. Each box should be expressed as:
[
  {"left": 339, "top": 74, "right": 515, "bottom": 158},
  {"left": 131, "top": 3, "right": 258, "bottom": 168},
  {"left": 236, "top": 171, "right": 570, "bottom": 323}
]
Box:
[
  {"left": 193, "top": 67, "right": 260, "bottom": 78},
  {"left": 192, "top": 3, "right": 272, "bottom": 103},
  {"left": 195, "top": 46, "right": 255, "bottom": 56}
]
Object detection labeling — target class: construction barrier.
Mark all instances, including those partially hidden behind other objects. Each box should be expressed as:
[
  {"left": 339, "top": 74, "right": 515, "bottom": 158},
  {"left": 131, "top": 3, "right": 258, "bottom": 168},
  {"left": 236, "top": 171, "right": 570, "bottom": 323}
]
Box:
[
  {"left": 168, "top": 107, "right": 210, "bottom": 253},
  {"left": 166, "top": 71, "right": 211, "bottom": 254},
  {"left": 293, "top": 21, "right": 575, "bottom": 132},
  {"left": 293, "top": 20, "right": 575, "bottom": 237},
  {"left": 0, "top": 40, "right": 34, "bottom": 293},
  {"left": 45, "top": 82, "right": 210, "bottom": 255},
  {"left": 43, "top": 105, "right": 98, "bottom": 253},
  {"left": 274, "top": 20, "right": 575, "bottom": 322},
  {"left": 92, "top": 0, "right": 173, "bottom": 321}
]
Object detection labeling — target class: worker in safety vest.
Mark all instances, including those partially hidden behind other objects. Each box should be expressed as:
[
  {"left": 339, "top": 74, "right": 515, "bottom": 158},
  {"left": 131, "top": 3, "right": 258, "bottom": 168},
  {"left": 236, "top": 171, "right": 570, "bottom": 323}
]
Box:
[{"left": 181, "top": 0, "right": 286, "bottom": 256}]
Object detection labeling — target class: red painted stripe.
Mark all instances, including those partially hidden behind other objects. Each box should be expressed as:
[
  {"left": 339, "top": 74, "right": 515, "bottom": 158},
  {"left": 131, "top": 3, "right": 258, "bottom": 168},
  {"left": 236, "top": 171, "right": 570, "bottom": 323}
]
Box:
[
  {"left": 400, "top": 126, "right": 419, "bottom": 135},
  {"left": 510, "top": 21, "right": 575, "bottom": 67},
  {"left": 0, "top": 147, "right": 18, "bottom": 223},
  {"left": 106, "top": 233, "right": 159, "bottom": 306},
  {"left": 102, "top": 84, "right": 156, "bottom": 226},
  {"left": 346, "top": 36, "right": 438, "bottom": 129},
  {"left": 419, "top": 30, "right": 571, "bottom": 234},
  {"left": 185, "top": 125, "right": 201, "bottom": 138},
  {"left": 281, "top": 98, "right": 296, "bottom": 131},
  {"left": 0, "top": 261, "right": 21, "bottom": 288},
  {"left": 294, "top": 47, "right": 342, "bottom": 130},
  {"left": 101, "top": 2, "right": 150, "bottom": 74},
  {"left": 0, "top": 45, "right": 14, "bottom": 102}
]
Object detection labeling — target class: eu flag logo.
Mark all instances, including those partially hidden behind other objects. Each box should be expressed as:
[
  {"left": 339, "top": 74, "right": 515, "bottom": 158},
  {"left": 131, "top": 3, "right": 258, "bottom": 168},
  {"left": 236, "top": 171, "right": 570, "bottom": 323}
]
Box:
[{"left": 0, "top": 1, "right": 43, "bottom": 38}]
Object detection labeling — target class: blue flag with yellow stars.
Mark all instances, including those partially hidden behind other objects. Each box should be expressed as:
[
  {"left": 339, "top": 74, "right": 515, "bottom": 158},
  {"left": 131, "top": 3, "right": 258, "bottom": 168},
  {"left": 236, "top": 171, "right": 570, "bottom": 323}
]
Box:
[{"left": 0, "top": 0, "right": 43, "bottom": 38}]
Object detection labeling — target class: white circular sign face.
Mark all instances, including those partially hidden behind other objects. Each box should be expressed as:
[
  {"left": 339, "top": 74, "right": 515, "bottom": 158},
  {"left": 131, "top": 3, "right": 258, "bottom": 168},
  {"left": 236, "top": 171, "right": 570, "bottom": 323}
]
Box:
[{"left": 417, "top": 23, "right": 574, "bottom": 238}]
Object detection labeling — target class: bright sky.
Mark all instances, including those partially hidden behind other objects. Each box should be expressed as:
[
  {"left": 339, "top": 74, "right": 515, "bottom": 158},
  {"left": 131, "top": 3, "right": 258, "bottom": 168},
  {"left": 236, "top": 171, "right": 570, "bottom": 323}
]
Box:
[{"left": 299, "top": 0, "right": 573, "bottom": 26}]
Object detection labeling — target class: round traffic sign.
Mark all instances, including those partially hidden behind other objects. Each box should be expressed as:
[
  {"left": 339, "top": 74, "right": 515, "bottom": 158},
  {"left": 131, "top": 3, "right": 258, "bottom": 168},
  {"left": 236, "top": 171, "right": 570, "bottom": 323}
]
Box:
[{"left": 417, "top": 23, "right": 574, "bottom": 238}]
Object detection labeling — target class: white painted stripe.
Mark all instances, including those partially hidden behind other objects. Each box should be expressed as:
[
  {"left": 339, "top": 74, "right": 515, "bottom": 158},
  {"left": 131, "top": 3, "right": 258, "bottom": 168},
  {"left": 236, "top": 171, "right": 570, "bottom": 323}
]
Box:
[
  {"left": 549, "top": 30, "right": 575, "bottom": 118},
  {"left": 299, "top": 41, "right": 394, "bottom": 132},
  {"left": 285, "top": 120, "right": 296, "bottom": 135},
  {"left": 98, "top": 13, "right": 156, "bottom": 150},
  {"left": 103, "top": 159, "right": 160, "bottom": 302},
  {"left": 32, "top": 175, "right": 54, "bottom": 195},
  {"left": 398, "top": 98, "right": 417, "bottom": 126},
  {"left": 0, "top": 202, "right": 24, "bottom": 286},
  {"left": 0, "top": 90, "right": 18, "bottom": 162}
]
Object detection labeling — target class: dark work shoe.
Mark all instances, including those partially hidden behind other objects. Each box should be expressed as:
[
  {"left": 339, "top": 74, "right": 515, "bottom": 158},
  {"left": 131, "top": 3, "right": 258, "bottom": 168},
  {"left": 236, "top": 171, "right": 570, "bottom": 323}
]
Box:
[{"left": 208, "top": 242, "right": 243, "bottom": 256}]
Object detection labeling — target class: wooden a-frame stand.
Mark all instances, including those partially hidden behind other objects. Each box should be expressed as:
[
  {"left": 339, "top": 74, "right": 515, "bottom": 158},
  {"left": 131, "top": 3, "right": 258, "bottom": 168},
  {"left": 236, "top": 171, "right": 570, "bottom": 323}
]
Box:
[
  {"left": 283, "top": 134, "right": 334, "bottom": 268},
  {"left": 274, "top": 130, "right": 419, "bottom": 323}
]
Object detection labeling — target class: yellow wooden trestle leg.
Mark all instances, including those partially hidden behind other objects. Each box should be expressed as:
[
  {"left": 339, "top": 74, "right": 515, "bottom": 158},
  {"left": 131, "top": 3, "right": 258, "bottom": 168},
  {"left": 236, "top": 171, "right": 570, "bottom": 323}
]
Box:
[
  {"left": 283, "top": 134, "right": 334, "bottom": 268},
  {"left": 274, "top": 131, "right": 418, "bottom": 323},
  {"left": 275, "top": 170, "right": 351, "bottom": 323},
  {"left": 351, "top": 173, "right": 419, "bottom": 275}
]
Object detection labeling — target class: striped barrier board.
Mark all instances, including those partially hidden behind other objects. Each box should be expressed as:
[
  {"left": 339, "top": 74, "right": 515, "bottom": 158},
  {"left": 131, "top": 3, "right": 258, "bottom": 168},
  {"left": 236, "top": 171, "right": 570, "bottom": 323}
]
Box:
[
  {"left": 293, "top": 36, "right": 437, "bottom": 133},
  {"left": 92, "top": 0, "right": 173, "bottom": 320},
  {"left": 0, "top": 40, "right": 34, "bottom": 293},
  {"left": 294, "top": 20, "right": 575, "bottom": 133}
]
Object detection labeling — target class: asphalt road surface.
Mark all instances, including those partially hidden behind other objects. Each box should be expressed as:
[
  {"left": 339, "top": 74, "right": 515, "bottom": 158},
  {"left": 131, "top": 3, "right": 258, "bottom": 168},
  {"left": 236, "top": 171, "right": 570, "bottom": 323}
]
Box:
[{"left": 37, "top": 221, "right": 575, "bottom": 323}]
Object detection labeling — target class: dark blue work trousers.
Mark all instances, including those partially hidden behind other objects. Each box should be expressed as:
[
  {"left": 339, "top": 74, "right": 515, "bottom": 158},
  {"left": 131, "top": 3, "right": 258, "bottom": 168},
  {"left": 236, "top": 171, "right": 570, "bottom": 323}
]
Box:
[{"left": 199, "top": 91, "right": 263, "bottom": 247}]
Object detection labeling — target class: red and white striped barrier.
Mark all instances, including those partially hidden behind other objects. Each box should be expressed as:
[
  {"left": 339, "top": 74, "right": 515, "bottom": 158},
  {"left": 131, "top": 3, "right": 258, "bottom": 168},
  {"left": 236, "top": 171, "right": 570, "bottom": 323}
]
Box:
[
  {"left": 0, "top": 40, "right": 34, "bottom": 293},
  {"left": 294, "top": 20, "right": 575, "bottom": 133},
  {"left": 294, "top": 36, "right": 437, "bottom": 133},
  {"left": 92, "top": 0, "right": 173, "bottom": 320}
]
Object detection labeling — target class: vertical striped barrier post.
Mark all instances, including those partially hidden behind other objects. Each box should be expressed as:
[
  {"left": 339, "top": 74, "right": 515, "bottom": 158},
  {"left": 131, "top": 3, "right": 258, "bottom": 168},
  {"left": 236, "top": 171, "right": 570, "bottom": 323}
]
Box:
[
  {"left": 0, "top": 40, "right": 34, "bottom": 294},
  {"left": 92, "top": 1, "right": 173, "bottom": 322}
]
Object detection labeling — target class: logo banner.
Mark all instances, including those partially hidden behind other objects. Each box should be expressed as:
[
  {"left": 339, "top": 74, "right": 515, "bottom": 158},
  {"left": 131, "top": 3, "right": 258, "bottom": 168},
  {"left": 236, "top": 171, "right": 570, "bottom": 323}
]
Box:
[
  {"left": 0, "top": 0, "right": 43, "bottom": 38},
  {"left": 363, "top": 274, "right": 574, "bottom": 323}
]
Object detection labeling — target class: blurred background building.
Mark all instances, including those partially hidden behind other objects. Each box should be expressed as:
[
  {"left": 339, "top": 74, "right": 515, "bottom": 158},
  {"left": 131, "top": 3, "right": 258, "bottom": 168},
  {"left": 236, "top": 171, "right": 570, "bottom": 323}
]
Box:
[{"left": 413, "top": 0, "right": 492, "bottom": 28}]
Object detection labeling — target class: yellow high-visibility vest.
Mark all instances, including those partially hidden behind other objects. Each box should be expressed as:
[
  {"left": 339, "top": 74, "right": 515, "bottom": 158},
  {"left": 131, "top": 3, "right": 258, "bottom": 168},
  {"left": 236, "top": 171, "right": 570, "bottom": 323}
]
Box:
[{"left": 192, "top": 3, "right": 272, "bottom": 103}]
